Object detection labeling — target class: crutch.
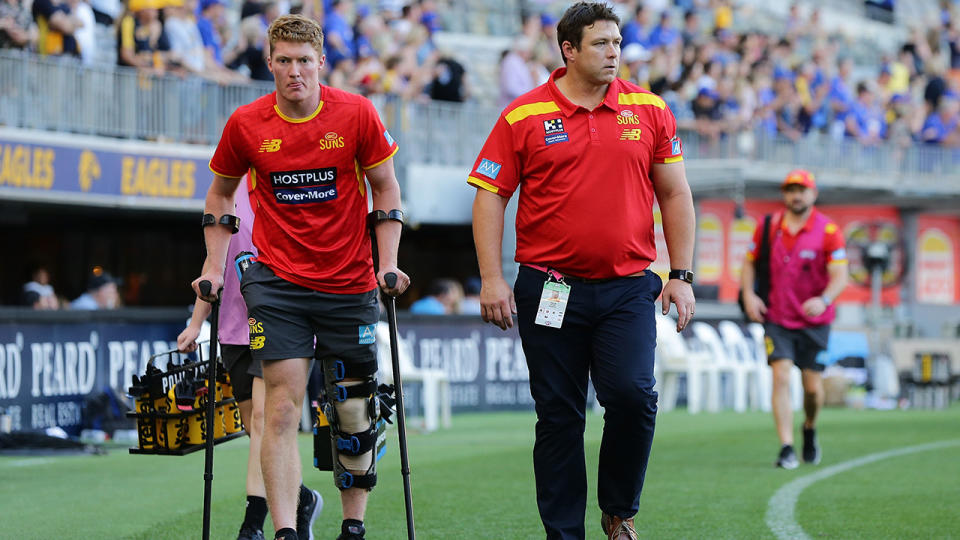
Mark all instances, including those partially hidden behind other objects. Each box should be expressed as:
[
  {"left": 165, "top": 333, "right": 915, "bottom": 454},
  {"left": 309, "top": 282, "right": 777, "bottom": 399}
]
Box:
[
  {"left": 367, "top": 211, "right": 415, "bottom": 540},
  {"left": 198, "top": 280, "right": 220, "bottom": 540}
]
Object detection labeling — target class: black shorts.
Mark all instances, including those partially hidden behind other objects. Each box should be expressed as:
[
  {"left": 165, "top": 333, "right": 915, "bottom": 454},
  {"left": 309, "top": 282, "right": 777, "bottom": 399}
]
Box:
[
  {"left": 240, "top": 262, "right": 379, "bottom": 366},
  {"left": 221, "top": 344, "right": 262, "bottom": 402},
  {"left": 764, "top": 322, "right": 830, "bottom": 372}
]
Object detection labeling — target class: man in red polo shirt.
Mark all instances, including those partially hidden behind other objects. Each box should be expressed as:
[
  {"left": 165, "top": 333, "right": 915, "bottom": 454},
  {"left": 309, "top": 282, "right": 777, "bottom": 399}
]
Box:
[
  {"left": 741, "top": 169, "right": 848, "bottom": 470},
  {"left": 469, "top": 3, "right": 696, "bottom": 539},
  {"left": 194, "top": 14, "right": 409, "bottom": 540}
]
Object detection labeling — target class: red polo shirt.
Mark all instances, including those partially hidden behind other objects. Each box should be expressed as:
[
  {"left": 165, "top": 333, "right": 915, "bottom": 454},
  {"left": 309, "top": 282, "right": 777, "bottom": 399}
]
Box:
[
  {"left": 468, "top": 68, "right": 683, "bottom": 279},
  {"left": 210, "top": 87, "right": 398, "bottom": 294}
]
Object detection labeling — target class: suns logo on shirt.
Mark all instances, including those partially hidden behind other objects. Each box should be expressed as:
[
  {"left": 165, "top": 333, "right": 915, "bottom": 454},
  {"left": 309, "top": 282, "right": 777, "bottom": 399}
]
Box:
[
  {"left": 259, "top": 139, "right": 282, "bottom": 152},
  {"left": 319, "top": 132, "right": 345, "bottom": 150},
  {"left": 617, "top": 110, "right": 641, "bottom": 125},
  {"left": 620, "top": 128, "right": 643, "bottom": 141}
]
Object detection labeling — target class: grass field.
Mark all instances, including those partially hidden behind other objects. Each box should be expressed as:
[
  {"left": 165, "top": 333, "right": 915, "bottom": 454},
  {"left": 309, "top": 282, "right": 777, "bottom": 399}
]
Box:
[{"left": 2, "top": 405, "right": 958, "bottom": 539}]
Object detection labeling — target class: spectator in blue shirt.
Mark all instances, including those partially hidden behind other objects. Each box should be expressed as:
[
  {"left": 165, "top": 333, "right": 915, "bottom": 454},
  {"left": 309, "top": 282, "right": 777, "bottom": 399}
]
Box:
[
  {"left": 921, "top": 92, "right": 960, "bottom": 144},
  {"left": 846, "top": 82, "right": 886, "bottom": 144},
  {"left": 621, "top": 5, "right": 651, "bottom": 49},
  {"left": 409, "top": 278, "right": 462, "bottom": 315},
  {"left": 71, "top": 272, "right": 120, "bottom": 310},
  {"left": 324, "top": 0, "right": 355, "bottom": 68},
  {"left": 648, "top": 11, "right": 678, "bottom": 49}
]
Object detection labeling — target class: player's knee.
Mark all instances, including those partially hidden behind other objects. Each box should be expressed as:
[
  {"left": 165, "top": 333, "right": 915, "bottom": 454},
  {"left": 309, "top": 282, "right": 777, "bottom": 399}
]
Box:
[
  {"left": 333, "top": 394, "right": 375, "bottom": 470},
  {"left": 264, "top": 398, "right": 301, "bottom": 433},
  {"left": 247, "top": 406, "right": 265, "bottom": 438},
  {"left": 318, "top": 357, "right": 383, "bottom": 491}
]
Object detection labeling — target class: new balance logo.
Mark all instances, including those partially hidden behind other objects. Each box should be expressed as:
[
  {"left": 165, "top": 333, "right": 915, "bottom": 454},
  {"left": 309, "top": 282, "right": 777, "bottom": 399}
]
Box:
[
  {"left": 620, "top": 129, "right": 643, "bottom": 141},
  {"left": 259, "top": 139, "right": 282, "bottom": 152}
]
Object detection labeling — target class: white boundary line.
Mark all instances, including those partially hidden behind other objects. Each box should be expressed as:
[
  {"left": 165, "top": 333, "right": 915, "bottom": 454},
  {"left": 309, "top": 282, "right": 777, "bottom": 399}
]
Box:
[{"left": 765, "top": 439, "right": 960, "bottom": 540}]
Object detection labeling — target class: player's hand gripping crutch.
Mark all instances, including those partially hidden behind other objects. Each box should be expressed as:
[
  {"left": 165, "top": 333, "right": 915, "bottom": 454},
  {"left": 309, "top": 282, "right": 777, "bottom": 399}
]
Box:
[{"left": 367, "top": 211, "right": 415, "bottom": 540}]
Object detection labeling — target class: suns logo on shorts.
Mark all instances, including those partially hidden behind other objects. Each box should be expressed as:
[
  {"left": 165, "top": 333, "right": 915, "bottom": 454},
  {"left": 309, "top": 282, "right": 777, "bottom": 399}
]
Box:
[
  {"left": 765, "top": 336, "right": 775, "bottom": 356},
  {"left": 248, "top": 318, "right": 264, "bottom": 334}
]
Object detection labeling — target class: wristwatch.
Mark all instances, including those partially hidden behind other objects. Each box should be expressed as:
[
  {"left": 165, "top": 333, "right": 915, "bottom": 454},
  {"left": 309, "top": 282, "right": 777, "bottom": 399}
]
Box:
[{"left": 669, "top": 269, "right": 695, "bottom": 284}]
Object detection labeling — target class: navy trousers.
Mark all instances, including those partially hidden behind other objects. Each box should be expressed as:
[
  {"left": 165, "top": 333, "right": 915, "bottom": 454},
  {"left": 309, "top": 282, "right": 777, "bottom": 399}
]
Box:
[{"left": 514, "top": 266, "right": 661, "bottom": 540}]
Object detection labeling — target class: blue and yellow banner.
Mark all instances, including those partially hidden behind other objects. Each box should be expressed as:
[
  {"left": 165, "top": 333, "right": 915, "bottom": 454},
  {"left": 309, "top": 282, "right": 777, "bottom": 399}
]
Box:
[{"left": 0, "top": 128, "right": 213, "bottom": 208}]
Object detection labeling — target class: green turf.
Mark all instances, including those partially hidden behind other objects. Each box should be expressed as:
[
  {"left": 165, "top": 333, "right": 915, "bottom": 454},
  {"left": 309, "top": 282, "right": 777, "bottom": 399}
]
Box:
[{"left": 1, "top": 405, "right": 958, "bottom": 539}]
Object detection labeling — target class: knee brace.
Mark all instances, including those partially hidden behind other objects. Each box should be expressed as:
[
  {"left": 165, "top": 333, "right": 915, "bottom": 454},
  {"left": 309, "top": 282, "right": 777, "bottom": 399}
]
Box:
[{"left": 316, "top": 357, "right": 390, "bottom": 491}]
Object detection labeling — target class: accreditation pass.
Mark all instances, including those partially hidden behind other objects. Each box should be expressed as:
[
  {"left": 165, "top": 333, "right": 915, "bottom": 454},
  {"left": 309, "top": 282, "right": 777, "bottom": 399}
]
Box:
[{"left": 534, "top": 281, "right": 571, "bottom": 328}]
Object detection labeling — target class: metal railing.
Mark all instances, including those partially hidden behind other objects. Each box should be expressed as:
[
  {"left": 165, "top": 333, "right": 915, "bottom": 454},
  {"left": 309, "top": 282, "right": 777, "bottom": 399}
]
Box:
[
  {"left": 0, "top": 51, "right": 274, "bottom": 145},
  {"left": 2, "top": 50, "right": 959, "bottom": 190}
]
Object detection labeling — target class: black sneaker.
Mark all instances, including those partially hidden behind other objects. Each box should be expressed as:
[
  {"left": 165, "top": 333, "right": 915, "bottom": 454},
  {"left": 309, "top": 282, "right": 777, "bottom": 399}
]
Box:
[
  {"left": 337, "top": 519, "right": 366, "bottom": 540},
  {"left": 274, "top": 528, "right": 297, "bottom": 540},
  {"left": 802, "top": 427, "right": 821, "bottom": 464},
  {"left": 295, "top": 487, "right": 322, "bottom": 540},
  {"left": 237, "top": 525, "right": 265, "bottom": 540},
  {"left": 776, "top": 444, "right": 799, "bottom": 469}
]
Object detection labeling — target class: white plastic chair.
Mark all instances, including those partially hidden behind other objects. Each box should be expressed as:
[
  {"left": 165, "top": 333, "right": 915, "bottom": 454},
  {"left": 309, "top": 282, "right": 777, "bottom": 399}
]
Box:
[
  {"left": 691, "top": 322, "right": 748, "bottom": 412},
  {"left": 655, "top": 314, "right": 713, "bottom": 413},
  {"left": 717, "top": 321, "right": 768, "bottom": 412},
  {"left": 747, "top": 323, "right": 802, "bottom": 411},
  {"left": 376, "top": 323, "right": 451, "bottom": 432}
]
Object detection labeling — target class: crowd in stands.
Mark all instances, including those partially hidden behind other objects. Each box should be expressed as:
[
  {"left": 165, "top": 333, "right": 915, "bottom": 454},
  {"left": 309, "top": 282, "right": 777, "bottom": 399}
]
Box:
[
  {"left": 2, "top": 0, "right": 960, "bottom": 146},
  {"left": 21, "top": 266, "right": 121, "bottom": 310},
  {"left": 605, "top": 1, "right": 960, "bottom": 149},
  {"left": 504, "top": 0, "right": 960, "bottom": 149},
  {"left": 0, "top": 0, "right": 470, "bottom": 99}
]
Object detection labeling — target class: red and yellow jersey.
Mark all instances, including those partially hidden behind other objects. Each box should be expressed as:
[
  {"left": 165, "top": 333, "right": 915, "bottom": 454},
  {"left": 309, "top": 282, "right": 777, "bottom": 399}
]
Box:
[
  {"left": 467, "top": 67, "right": 683, "bottom": 279},
  {"left": 210, "top": 86, "right": 398, "bottom": 294}
]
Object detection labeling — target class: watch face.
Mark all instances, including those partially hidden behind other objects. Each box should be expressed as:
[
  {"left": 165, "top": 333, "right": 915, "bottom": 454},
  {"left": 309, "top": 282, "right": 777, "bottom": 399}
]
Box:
[{"left": 671, "top": 270, "right": 694, "bottom": 283}]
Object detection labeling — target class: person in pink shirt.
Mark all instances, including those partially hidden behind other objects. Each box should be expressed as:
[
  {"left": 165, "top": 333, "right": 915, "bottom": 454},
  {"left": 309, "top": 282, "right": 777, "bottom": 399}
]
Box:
[
  {"left": 741, "top": 169, "right": 849, "bottom": 470},
  {"left": 178, "top": 178, "right": 322, "bottom": 540}
]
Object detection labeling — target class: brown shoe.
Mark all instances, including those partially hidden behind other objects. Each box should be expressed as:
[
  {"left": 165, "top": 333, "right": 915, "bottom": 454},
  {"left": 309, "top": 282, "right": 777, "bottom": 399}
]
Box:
[{"left": 601, "top": 513, "right": 638, "bottom": 540}]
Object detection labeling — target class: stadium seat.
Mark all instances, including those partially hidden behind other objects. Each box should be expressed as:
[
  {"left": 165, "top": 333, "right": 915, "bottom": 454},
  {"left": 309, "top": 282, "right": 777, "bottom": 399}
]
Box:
[
  {"left": 717, "top": 320, "right": 769, "bottom": 412},
  {"left": 376, "top": 322, "right": 451, "bottom": 432},
  {"left": 691, "top": 322, "right": 748, "bottom": 412},
  {"left": 655, "top": 314, "right": 714, "bottom": 413}
]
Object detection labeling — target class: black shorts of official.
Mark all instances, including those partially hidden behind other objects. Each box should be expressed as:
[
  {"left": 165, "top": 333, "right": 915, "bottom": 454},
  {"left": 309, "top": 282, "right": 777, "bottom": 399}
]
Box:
[
  {"left": 764, "top": 321, "right": 830, "bottom": 372},
  {"left": 221, "top": 344, "right": 262, "bottom": 402},
  {"left": 240, "top": 262, "right": 379, "bottom": 366}
]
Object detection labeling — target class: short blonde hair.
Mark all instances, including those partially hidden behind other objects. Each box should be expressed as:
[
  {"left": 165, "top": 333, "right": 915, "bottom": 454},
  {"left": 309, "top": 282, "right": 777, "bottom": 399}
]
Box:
[{"left": 267, "top": 14, "right": 325, "bottom": 58}]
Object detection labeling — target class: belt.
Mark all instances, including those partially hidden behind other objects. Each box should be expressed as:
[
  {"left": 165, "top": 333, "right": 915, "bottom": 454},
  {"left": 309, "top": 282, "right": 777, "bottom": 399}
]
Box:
[{"left": 522, "top": 264, "right": 645, "bottom": 284}]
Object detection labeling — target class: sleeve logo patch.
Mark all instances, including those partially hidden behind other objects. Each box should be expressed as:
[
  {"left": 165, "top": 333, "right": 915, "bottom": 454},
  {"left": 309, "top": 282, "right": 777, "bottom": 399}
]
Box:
[
  {"left": 476, "top": 158, "right": 502, "bottom": 179},
  {"left": 670, "top": 136, "right": 683, "bottom": 156},
  {"left": 384, "top": 129, "right": 395, "bottom": 146},
  {"left": 831, "top": 248, "right": 847, "bottom": 260}
]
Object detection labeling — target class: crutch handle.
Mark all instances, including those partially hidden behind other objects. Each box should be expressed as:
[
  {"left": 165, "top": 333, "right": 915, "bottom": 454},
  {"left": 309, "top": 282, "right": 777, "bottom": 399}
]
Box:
[
  {"left": 198, "top": 280, "right": 212, "bottom": 297},
  {"left": 384, "top": 272, "right": 398, "bottom": 289}
]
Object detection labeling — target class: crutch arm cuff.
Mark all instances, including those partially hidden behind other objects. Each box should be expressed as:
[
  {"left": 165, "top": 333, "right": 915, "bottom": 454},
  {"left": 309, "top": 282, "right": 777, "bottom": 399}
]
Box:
[
  {"left": 369, "top": 209, "right": 404, "bottom": 225},
  {"left": 201, "top": 213, "right": 241, "bottom": 234}
]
